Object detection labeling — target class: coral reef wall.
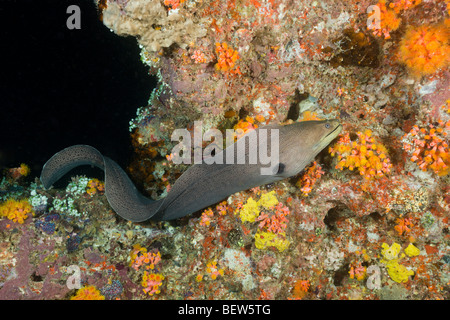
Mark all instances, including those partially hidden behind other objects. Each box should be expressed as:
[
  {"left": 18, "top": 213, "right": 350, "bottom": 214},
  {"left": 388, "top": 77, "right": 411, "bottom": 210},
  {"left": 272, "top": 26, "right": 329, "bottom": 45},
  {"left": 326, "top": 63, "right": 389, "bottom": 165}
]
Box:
[
  {"left": 0, "top": 0, "right": 449, "bottom": 300},
  {"left": 97, "top": 0, "right": 450, "bottom": 299},
  {"left": 102, "top": 0, "right": 207, "bottom": 52}
]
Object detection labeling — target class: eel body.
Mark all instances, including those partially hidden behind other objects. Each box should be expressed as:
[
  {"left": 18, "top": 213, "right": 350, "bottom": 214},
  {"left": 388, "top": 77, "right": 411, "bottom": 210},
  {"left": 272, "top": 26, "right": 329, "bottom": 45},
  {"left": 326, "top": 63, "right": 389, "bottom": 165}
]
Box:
[{"left": 40, "top": 120, "right": 342, "bottom": 222}]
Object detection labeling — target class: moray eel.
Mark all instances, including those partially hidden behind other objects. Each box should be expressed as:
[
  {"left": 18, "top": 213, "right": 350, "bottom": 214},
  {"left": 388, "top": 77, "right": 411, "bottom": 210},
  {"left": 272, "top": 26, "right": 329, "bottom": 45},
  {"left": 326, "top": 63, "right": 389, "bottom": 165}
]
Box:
[{"left": 40, "top": 120, "right": 342, "bottom": 222}]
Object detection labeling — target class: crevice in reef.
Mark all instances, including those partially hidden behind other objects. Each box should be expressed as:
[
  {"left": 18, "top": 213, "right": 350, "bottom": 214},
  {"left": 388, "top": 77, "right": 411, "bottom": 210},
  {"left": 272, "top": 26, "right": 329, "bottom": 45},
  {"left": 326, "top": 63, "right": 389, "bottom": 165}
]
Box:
[
  {"left": 285, "top": 89, "right": 309, "bottom": 122},
  {"left": 323, "top": 28, "right": 381, "bottom": 69},
  {"left": 333, "top": 262, "right": 350, "bottom": 286},
  {"left": 323, "top": 204, "right": 353, "bottom": 233}
]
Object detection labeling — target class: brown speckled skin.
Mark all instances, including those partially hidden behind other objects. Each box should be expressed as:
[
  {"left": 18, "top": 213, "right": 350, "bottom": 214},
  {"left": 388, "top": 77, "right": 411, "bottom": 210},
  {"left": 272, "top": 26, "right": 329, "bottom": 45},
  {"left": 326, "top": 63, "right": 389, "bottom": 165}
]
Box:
[{"left": 40, "top": 120, "right": 341, "bottom": 222}]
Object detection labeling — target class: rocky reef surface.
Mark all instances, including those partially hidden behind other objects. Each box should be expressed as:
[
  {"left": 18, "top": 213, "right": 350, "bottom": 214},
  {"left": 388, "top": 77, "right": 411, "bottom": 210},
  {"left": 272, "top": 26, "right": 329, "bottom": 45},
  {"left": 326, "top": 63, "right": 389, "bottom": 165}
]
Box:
[{"left": 0, "top": 0, "right": 449, "bottom": 300}]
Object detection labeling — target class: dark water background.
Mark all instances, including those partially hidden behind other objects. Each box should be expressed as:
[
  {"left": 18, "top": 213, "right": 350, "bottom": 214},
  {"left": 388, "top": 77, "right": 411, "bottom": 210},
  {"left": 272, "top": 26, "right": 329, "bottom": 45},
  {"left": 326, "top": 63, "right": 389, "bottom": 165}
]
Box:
[{"left": 0, "top": 0, "right": 156, "bottom": 180}]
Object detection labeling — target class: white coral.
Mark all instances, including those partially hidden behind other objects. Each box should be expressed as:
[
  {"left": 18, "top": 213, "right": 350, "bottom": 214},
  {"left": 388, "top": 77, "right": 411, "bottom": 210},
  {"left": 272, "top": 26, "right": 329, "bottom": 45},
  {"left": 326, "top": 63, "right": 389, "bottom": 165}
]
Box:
[{"left": 323, "top": 243, "right": 345, "bottom": 271}]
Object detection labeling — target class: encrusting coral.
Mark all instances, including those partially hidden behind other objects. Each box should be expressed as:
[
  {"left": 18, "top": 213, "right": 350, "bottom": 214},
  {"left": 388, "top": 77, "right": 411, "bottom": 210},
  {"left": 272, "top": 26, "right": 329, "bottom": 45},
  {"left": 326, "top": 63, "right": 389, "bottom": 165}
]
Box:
[
  {"left": 102, "top": 0, "right": 207, "bottom": 52},
  {"left": 296, "top": 161, "right": 324, "bottom": 196},
  {"left": 369, "top": 0, "right": 422, "bottom": 39},
  {"left": 0, "top": 199, "right": 34, "bottom": 224},
  {"left": 141, "top": 272, "right": 164, "bottom": 296},
  {"left": 402, "top": 120, "right": 450, "bottom": 176},
  {"left": 129, "top": 244, "right": 162, "bottom": 271},
  {"left": 234, "top": 191, "right": 292, "bottom": 252},
  {"left": 329, "top": 130, "right": 392, "bottom": 180},
  {"left": 370, "top": 0, "right": 402, "bottom": 39},
  {"left": 380, "top": 243, "right": 415, "bottom": 283},
  {"left": 70, "top": 285, "right": 105, "bottom": 300},
  {"left": 215, "top": 42, "right": 241, "bottom": 74},
  {"left": 397, "top": 22, "right": 450, "bottom": 77}
]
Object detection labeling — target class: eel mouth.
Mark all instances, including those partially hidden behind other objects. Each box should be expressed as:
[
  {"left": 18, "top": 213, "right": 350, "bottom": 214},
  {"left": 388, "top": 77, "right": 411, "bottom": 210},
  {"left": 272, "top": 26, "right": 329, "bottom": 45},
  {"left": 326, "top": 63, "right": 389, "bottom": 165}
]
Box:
[
  {"left": 326, "top": 123, "right": 343, "bottom": 139},
  {"left": 313, "top": 122, "right": 342, "bottom": 151}
]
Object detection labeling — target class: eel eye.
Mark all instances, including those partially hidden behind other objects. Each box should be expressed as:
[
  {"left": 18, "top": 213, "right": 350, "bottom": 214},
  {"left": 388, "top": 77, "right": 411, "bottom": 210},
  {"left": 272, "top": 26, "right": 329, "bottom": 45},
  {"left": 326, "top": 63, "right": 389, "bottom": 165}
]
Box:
[{"left": 325, "top": 123, "right": 331, "bottom": 129}]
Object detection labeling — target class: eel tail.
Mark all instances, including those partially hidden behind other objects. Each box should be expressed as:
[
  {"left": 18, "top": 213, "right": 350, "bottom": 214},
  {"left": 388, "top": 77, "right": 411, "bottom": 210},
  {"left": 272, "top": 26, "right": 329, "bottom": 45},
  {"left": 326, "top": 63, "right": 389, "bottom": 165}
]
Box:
[{"left": 40, "top": 145, "right": 161, "bottom": 222}]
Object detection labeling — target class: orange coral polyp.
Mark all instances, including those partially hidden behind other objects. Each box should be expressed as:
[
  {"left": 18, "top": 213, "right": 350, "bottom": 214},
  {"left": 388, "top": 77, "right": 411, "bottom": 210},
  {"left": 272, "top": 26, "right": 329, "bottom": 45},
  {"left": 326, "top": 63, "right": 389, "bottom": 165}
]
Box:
[
  {"left": 215, "top": 42, "right": 240, "bottom": 73},
  {"left": 164, "top": 0, "right": 185, "bottom": 10},
  {"left": 398, "top": 23, "right": 450, "bottom": 77},
  {"left": 369, "top": 0, "right": 401, "bottom": 39},
  {"left": 141, "top": 272, "right": 164, "bottom": 296},
  {"left": 370, "top": 0, "right": 422, "bottom": 38},
  {"left": 0, "top": 199, "right": 34, "bottom": 224},
  {"left": 402, "top": 120, "right": 450, "bottom": 176},
  {"left": 296, "top": 161, "right": 325, "bottom": 196},
  {"left": 329, "top": 130, "right": 392, "bottom": 180},
  {"left": 71, "top": 285, "right": 105, "bottom": 300}
]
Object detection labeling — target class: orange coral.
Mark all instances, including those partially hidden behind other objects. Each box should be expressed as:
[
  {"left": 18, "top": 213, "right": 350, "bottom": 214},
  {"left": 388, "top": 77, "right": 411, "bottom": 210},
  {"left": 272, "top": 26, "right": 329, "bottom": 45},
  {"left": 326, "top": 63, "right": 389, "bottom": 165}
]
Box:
[
  {"left": 164, "top": 0, "right": 185, "bottom": 10},
  {"left": 215, "top": 42, "right": 241, "bottom": 74},
  {"left": 369, "top": 0, "right": 401, "bottom": 39},
  {"left": 233, "top": 116, "right": 260, "bottom": 139},
  {"left": 444, "top": 99, "right": 450, "bottom": 114},
  {"left": 199, "top": 207, "right": 214, "bottom": 226},
  {"left": 389, "top": 0, "right": 421, "bottom": 13},
  {"left": 206, "top": 261, "right": 224, "bottom": 280},
  {"left": 394, "top": 217, "right": 414, "bottom": 235},
  {"left": 256, "top": 202, "right": 290, "bottom": 234},
  {"left": 129, "top": 244, "right": 161, "bottom": 271},
  {"left": 198, "top": 202, "right": 228, "bottom": 226},
  {"left": 349, "top": 262, "right": 367, "bottom": 281},
  {"left": 398, "top": 23, "right": 450, "bottom": 77},
  {"left": 191, "top": 46, "right": 214, "bottom": 64},
  {"left": 291, "top": 280, "right": 310, "bottom": 299},
  {"left": 141, "top": 272, "right": 164, "bottom": 296},
  {"left": 215, "top": 201, "right": 228, "bottom": 215},
  {"left": 402, "top": 120, "right": 450, "bottom": 176},
  {"left": 369, "top": 0, "right": 421, "bottom": 39},
  {"left": 191, "top": 49, "right": 208, "bottom": 64},
  {"left": 299, "top": 111, "right": 322, "bottom": 121},
  {"left": 8, "top": 163, "right": 30, "bottom": 180},
  {"left": 0, "top": 199, "right": 34, "bottom": 224},
  {"left": 86, "top": 178, "right": 105, "bottom": 196},
  {"left": 296, "top": 161, "right": 325, "bottom": 196},
  {"left": 71, "top": 285, "right": 105, "bottom": 300},
  {"left": 329, "top": 130, "right": 392, "bottom": 179}
]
